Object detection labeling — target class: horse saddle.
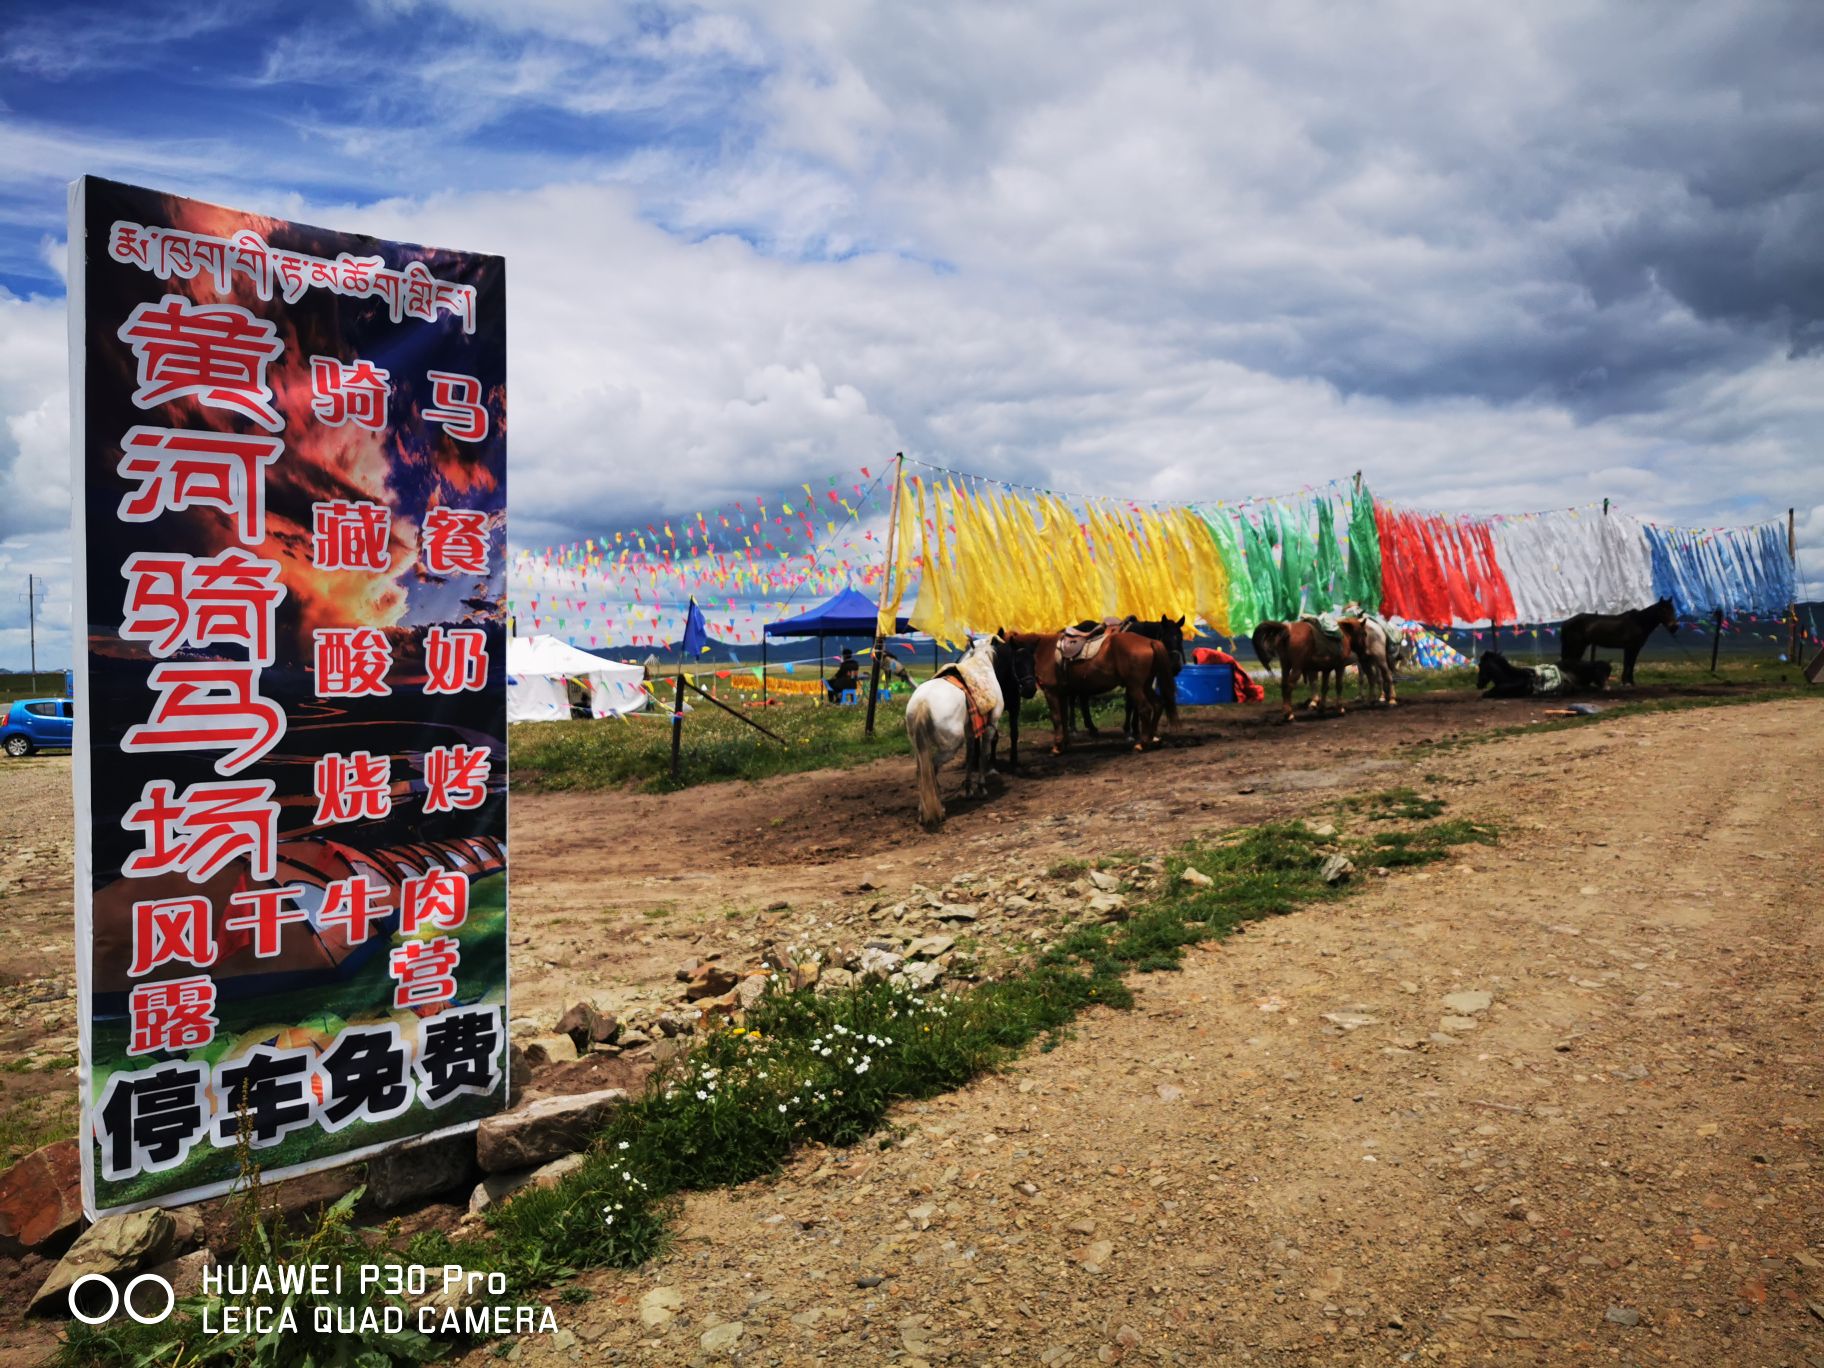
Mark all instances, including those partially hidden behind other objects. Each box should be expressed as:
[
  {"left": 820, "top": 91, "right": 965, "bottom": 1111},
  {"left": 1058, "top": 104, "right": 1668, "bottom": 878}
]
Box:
[
  {"left": 1530, "top": 662, "right": 1567, "bottom": 696},
  {"left": 1298, "top": 611, "right": 1343, "bottom": 643},
  {"left": 934, "top": 661, "right": 995, "bottom": 739},
  {"left": 1057, "top": 617, "right": 1128, "bottom": 666}
]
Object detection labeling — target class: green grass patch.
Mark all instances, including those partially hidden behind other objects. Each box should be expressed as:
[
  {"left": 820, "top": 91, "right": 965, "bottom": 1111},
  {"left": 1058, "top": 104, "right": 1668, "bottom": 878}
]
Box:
[
  {"left": 1363, "top": 818, "right": 1496, "bottom": 867},
  {"left": 1338, "top": 786, "right": 1446, "bottom": 822},
  {"left": 0, "top": 1090, "right": 78, "bottom": 1167},
  {"left": 0, "top": 1053, "right": 77, "bottom": 1074}
]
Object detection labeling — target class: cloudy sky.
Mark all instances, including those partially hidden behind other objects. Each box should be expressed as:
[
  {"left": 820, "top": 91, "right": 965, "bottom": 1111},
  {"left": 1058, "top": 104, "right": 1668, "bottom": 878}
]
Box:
[{"left": 2, "top": 0, "right": 1822, "bottom": 667}]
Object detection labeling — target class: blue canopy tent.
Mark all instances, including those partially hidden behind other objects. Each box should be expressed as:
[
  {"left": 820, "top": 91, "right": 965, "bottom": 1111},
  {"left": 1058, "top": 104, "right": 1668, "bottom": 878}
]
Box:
[{"left": 761, "top": 588, "right": 913, "bottom": 704}]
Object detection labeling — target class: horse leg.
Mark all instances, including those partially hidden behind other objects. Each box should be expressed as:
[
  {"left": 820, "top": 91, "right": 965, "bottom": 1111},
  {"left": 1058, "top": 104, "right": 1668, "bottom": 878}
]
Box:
[
  {"left": 1076, "top": 691, "right": 1099, "bottom": 738},
  {"left": 1280, "top": 663, "right": 1296, "bottom": 723},
  {"left": 1623, "top": 644, "right": 1639, "bottom": 686},
  {"left": 1308, "top": 664, "right": 1328, "bottom": 712},
  {"left": 1124, "top": 677, "right": 1152, "bottom": 751},
  {"left": 1045, "top": 687, "right": 1068, "bottom": 754},
  {"left": 1333, "top": 665, "right": 1347, "bottom": 715}
]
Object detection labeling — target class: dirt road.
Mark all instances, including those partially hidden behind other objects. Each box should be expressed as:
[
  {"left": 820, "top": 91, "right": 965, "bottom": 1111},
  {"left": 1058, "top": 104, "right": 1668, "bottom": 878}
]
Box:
[{"left": 476, "top": 699, "right": 1824, "bottom": 1365}]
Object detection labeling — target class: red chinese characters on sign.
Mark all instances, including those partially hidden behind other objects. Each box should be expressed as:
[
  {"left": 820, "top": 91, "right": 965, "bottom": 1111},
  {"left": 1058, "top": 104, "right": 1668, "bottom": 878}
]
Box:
[
  {"left": 313, "top": 751, "right": 392, "bottom": 825},
  {"left": 309, "top": 357, "right": 391, "bottom": 430},
  {"left": 319, "top": 877, "right": 389, "bottom": 944},
  {"left": 400, "top": 867, "right": 468, "bottom": 935},
  {"left": 117, "top": 427, "right": 283, "bottom": 545},
  {"left": 423, "top": 744, "right": 489, "bottom": 814},
  {"left": 389, "top": 936, "right": 461, "bottom": 1009},
  {"left": 421, "top": 506, "right": 489, "bottom": 575},
  {"left": 118, "top": 296, "right": 286, "bottom": 432},
  {"left": 121, "top": 779, "right": 279, "bottom": 883},
  {"left": 224, "top": 886, "right": 310, "bottom": 958},
  {"left": 422, "top": 371, "right": 487, "bottom": 441},
  {"left": 424, "top": 627, "right": 488, "bottom": 695},
  {"left": 122, "top": 663, "right": 286, "bottom": 775},
  {"left": 129, "top": 897, "right": 218, "bottom": 976},
  {"left": 314, "top": 628, "right": 394, "bottom": 697},
  {"left": 312, "top": 500, "right": 391, "bottom": 572},
  {"left": 128, "top": 977, "right": 218, "bottom": 1056},
  {"left": 120, "top": 549, "right": 287, "bottom": 666}
]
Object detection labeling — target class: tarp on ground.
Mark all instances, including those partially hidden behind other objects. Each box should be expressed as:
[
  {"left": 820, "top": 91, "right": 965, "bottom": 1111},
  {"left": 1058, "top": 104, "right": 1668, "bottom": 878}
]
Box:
[{"left": 507, "top": 635, "right": 646, "bottom": 721}]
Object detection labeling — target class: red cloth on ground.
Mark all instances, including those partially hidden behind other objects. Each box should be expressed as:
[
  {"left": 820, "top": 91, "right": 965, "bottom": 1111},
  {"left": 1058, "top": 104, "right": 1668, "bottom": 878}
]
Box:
[{"left": 1189, "top": 647, "right": 1265, "bottom": 703}]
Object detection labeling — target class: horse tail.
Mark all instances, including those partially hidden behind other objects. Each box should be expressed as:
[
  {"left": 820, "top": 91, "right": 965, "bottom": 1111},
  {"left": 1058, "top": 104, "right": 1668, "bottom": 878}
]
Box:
[
  {"left": 906, "top": 691, "right": 945, "bottom": 830},
  {"left": 1250, "top": 621, "right": 1286, "bottom": 671},
  {"left": 1154, "top": 642, "right": 1178, "bottom": 723}
]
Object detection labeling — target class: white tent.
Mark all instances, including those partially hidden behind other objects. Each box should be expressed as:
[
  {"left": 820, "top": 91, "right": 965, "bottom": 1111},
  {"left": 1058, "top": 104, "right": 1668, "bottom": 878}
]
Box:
[{"left": 507, "top": 635, "right": 648, "bottom": 722}]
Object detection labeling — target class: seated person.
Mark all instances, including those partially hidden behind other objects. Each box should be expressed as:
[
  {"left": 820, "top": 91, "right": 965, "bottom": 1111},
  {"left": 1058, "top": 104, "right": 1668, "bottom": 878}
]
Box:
[
  {"left": 826, "top": 648, "right": 861, "bottom": 701},
  {"left": 879, "top": 651, "right": 911, "bottom": 685}
]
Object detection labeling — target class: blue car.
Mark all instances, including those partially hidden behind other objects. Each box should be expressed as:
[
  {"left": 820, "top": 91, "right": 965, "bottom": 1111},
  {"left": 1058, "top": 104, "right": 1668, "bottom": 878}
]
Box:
[{"left": 1, "top": 697, "right": 74, "bottom": 757}]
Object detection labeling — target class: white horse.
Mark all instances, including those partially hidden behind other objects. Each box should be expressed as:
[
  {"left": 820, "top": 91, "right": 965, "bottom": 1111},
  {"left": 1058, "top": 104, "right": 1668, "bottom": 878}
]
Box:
[
  {"left": 905, "top": 635, "right": 1008, "bottom": 831},
  {"left": 1354, "top": 616, "right": 1408, "bottom": 706}
]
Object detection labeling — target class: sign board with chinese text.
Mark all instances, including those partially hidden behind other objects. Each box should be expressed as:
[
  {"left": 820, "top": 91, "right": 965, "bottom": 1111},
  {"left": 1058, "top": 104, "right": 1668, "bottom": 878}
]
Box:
[{"left": 69, "top": 177, "right": 508, "bottom": 1217}]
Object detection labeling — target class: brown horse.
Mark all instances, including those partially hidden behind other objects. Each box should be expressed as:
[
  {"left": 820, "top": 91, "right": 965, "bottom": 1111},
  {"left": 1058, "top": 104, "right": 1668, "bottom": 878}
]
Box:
[
  {"left": 1005, "top": 630, "right": 1178, "bottom": 754},
  {"left": 1250, "top": 618, "right": 1363, "bottom": 722}
]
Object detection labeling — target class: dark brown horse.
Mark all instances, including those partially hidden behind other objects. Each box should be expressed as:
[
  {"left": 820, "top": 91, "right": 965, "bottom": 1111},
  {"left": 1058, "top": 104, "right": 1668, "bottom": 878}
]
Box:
[
  {"left": 1005, "top": 630, "right": 1178, "bottom": 754},
  {"left": 1250, "top": 618, "right": 1361, "bottom": 722},
  {"left": 1559, "top": 598, "right": 1677, "bottom": 685}
]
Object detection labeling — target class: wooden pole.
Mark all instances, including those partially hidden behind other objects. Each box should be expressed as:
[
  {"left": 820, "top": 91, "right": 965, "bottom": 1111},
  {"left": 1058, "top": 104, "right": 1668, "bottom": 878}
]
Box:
[
  {"left": 1710, "top": 607, "right": 1723, "bottom": 674},
  {"left": 669, "top": 669, "right": 685, "bottom": 782},
  {"left": 864, "top": 453, "right": 906, "bottom": 737},
  {"left": 26, "top": 576, "right": 38, "bottom": 685},
  {"left": 1788, "top": 508, "right": 1799, "bottom": 665},
  {"left": 761, "top": 635, "right": 768, "bottom": 707},
  {"left": 1591, "top": 499, "right": 1610, "bottom": 664},
  {"left": 678, "top": 674, "right": 788, "bottom": 744}
]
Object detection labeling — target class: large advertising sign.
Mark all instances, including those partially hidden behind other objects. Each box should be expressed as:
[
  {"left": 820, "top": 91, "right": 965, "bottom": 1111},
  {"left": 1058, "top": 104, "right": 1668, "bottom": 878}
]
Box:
[{"left": 68, "top": 177, "right": 508, "bottom": 1217}]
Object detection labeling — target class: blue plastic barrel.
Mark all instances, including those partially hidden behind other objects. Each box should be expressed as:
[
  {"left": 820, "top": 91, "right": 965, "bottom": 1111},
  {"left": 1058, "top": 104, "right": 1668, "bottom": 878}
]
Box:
[{"left": 1175, "top": 662, "right": 1236, "bottom": 705}]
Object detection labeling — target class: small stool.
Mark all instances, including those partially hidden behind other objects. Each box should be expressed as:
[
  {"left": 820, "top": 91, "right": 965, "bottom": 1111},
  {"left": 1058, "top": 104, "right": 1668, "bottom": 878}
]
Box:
[{"left": 837, "top": 688, "right": 858, "bottom": 705}]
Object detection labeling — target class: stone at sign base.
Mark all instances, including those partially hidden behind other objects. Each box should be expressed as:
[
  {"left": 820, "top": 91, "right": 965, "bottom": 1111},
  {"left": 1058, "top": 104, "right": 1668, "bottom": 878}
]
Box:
[
  {"left": 476, "top": 1088, "right": 629, "bottom": 1173},
  {"left": 0, "top": 1139, "right": 83, "bottom": 1257},
  {"left": 30, "top": 1208, "right": 181, "bottom": 1317},
  {"left": 367, "top": 1130, "right": 480, "bottom": 1210}
]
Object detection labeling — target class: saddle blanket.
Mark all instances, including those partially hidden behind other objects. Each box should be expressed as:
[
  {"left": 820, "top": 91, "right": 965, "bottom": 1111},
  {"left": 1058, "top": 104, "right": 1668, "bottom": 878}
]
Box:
[
  {"left": 1298, "top": 611, "right": 1343, "bottom": 642},
  {"left": 935, "top": 654, "right": 998, "bottom": 739},
  {"left": 1530, "top": 662, "right": 1566, "bottom": 696}
]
